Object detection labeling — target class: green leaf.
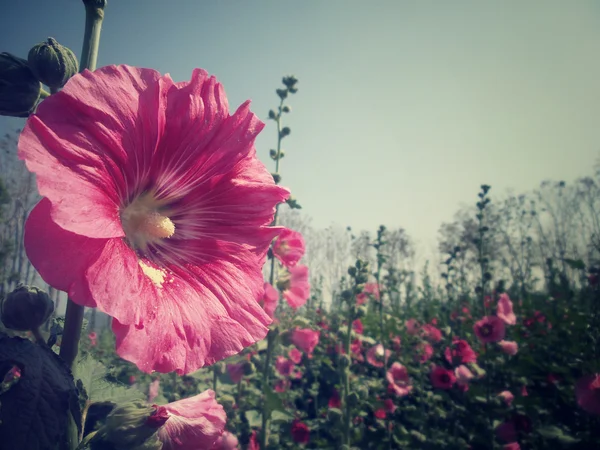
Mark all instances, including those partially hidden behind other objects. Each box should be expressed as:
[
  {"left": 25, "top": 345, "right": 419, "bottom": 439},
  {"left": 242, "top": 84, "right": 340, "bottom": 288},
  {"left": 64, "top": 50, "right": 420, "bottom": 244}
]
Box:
[
  {"left": 271, "top": 410, "right": 292, "bottom": 424},
  {"left": 74, "top": 356, "right": 144, "bottom": 405},
  {"left": 264, "top": 386, "right": 286, "bottom": 418},
  {"left": 245, "top": 409, "right": 262, "bottom": 428},
  {"left": 537, "top": 425, "right": 580, "bottom": 445},
  {"left": 563, "top": 258, "right": 586, "bottom": 270}
]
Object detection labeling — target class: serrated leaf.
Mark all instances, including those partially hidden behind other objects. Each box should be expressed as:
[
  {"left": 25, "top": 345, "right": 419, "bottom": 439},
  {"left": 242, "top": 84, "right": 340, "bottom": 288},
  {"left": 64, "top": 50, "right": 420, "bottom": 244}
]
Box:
[{"left": 74, "top": 356, "right": 143, "bottom": 405}]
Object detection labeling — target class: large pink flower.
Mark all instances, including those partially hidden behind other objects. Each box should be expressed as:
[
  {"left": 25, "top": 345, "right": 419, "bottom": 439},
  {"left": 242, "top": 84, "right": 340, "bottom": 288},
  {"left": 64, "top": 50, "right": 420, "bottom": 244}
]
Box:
[
  {"left": 20, "top": 65, "right": 289, "bottom": 374},
  {"left": 445, "top": 339, "right": 477, "bottom": 365},
  {"left": 386, "top": 362, "right": 412, "bottom": 397},
  {"left": 497, "top": 293, "right": 516, "bottom": 325},
  {"left": 575, "top": 374, "right": 600, "bottom": 415},
  {"left": 272, "top": 228, "right": 305, "bottom": 268},
  {"left": 291, "top": 328, "right": 320, "bottom": 355},
  {"left": 156, "top": 390, "right": 226, "bottom": 450},
  {"left": 281, "top": 265, "right": 310, "bottom": 309},
  {"left": 474, "top": 316, "right": 506, "bottom": 343},
  {"left": 430, "top": 365, "right": 456, "bottom": 389}
]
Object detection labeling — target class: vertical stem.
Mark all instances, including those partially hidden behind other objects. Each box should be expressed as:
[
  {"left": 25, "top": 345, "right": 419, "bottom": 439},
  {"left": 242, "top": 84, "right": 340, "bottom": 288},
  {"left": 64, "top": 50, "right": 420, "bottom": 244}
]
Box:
[
  {"left": 60, "top": 299, "right": 85, "bottom": 369},
  {"left": 80, "top": 0, "right": 105, "bottom": 73}
]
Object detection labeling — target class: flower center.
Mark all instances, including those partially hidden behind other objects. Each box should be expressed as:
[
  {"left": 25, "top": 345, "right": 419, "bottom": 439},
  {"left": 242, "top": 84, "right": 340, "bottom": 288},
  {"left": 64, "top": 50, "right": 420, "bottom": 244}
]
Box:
[
  {"left": 481, "top": 324, "right": 491, "bottom": 336},
  {"left": 121, "top": 194, "right": 175, "bottom": 251}
]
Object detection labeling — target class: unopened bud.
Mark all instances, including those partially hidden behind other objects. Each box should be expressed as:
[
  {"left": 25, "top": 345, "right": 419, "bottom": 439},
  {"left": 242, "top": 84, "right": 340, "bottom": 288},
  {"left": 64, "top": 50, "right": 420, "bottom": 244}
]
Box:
[
  {"left": 341, "top": 290, "right": 353, "bottom": 301},
  {"left": 0, "top": 53, "right": 42, "bottom": 117},
  {"left": 276, "top": 88, "right": 288, "bottom": 100},
  {"left": 282, "top": 105, "right": 291, "bottom": 113},
  {"left": 338, "top": 354, "right": 351, "bottom": 368},
  {"left": 272, "top": 173, "right": 281, "bottom": 184},
  {"left": 347, "top": 266, "right": 357, "bottom": 277},
  {"left": 269, "top": 149, "right": 277, "bottom": 159},
  {"left": 28, "top": 38, "right": 78, "bottom": 89},
  {"left": 279, "top": 127, "right": 291, "bottom": 138},
  {"left": 268, "top": 109, "right": 277, "bottom": 120},
  {"left": 1, "top": 285, "right": 54, "bottom": 331},
  {"left": 218, "top": 395, "right": 235, "bottom": 410}
]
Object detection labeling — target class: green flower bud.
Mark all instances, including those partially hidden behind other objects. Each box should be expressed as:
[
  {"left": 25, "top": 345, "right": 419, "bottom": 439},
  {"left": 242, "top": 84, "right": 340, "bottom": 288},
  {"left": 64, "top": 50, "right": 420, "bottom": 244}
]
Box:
[
  {"left": 357, "top": 385, "right": 369, "bottom": 400},
  {"left": 338, "top": 354, "right": 351, "bottom": 368},
  {"left": 269, "top": 149, "right": 278, "bottom": 160},
  {"left": 276, "top": 88, "right": 288, "bottom": 100},
  {"left": 279, "top": 127, "right": 291, "bottom": 138},
  {"left": 272, "top": 173, "right": 281, "bottom": 184},
  {"left": 282, "top": 76, "right": 298, "bottom": 88},
  {"left": 28, "top": 38, "right": 79, "bottom": 89},
  {"left": 91, "top": 402, "right": 166, "bottom": 450},
  {"left": 282, "top": 105, "right": 291, "bottom": 113},
  {"left": 218, "top": 394, "right": 235, "bottom": 410},
  {"left": 0, "top": 53, "right": 42, "bottom": 117},
  {"left": 327, "top": 408, "right": 343, "bottom": 423},
  {"left": 347, "top": 392, "right": 359, "bottom": 406},
  {"left": 341, "top": 289, "right": 353, "bottom": 301},
  {"left": 347, "top": 266, "right": 357, "bottom": 277},
  {"left": 1, "top": 285, "right": 54, "bottom": 331},
  {"left": 268, "top": 109, "right": 277, "bottom": 119}
]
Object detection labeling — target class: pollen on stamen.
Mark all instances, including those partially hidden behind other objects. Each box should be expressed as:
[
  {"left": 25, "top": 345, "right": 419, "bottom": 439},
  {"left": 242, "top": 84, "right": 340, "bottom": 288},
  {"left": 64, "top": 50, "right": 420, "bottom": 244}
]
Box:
[{"left": 142, "top": 212, "right": 175, "bottom": 239}]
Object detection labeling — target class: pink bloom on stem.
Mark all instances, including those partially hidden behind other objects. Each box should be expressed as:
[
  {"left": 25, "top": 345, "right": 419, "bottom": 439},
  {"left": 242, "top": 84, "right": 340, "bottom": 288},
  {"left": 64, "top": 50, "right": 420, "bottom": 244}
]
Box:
[
  {"left": 521, "top": 385, "right": 528, "bottom": 396},
  {"left": 88, "top": 332, "right": 97, "bottom": 347},
  {"left": 405, "top": 318, "right": 420, "bottom": 335},
  {"left": 374, "top": 409, "right": 386, "bottom": 419},
  {"left": 292, "top": 328, "right": 320, "bottom": 355},
  {"left": 474, "top": 316, "right": 506, "bottom": 343},
  {"left": 364, "top": 282, "right": 380, "bottom": 299},
  {"left": 383, "top": 398, "right": 396, "bottom": 413},
  {"left": 352, "top": 319, "right": 364, "bottom": 335},
  {"left": 211, "top": 431, "right": 239, "bottom": 450},
  {"left": 274, "top": 379, "right": 290, "bottom": 393},
  {"left": 328, "top": 389, "right": 341, "bottom": 408},
  {"left": 498, "top": 390, "right": 514, "bottom": 406},
  {"left": 415, "top": 342, "right": 433, "bottom": 363},
  {"left": 148, "top": 378, "right": 160, "bottom": 402},
  {"left": 281, "top": 265, "right": 310, "bottom": 309},
  {"left": 275, "top": 356, "right": 294, "bottom": 376},
  {"left": 356, "top": 292, "right": 368, "bottom": 305},
  {"left": 248, "top": 431, "right": 260, "bottom": 450},
  {"left": 498, "top": 340, "right": 518, "bottom": 356},
  {"left": 575, "top": 374, "right": 600, "bottom": 415},
  {"left": 291, "top": 420, "right": 310, "bottom": 444},
  {"left": 226, "top": 363, "right": 246, "bottom": 384},
  {"left": 386, "top": 362, "right": 412, "bottom": 397},
  {"left": 259, "top": 283, "right": 279, "bottom": 319},
  {"left": 156, "top": 389, "right": 226, "bottom": 450},
  {"left": 497, "top": 293, "right": 517, "bottom": 325},
  {"left": 21, "top": 65, "right": 289, "bottom": 375},
  {"left": 445, "top": 339, "right": 477, "bottom": 365},
  {"left": 289, "top": 347, "right": 302, "bottom": 364},
  {"left": 430, "top": 366, "right": 456, "bottom": 390},
  {"left": 454, "top": 365, "right": 474, "bottom": 390},
  {"left": 272, "top": 228, "right": 305, "bottom": 268},
  {"left": 391, "top": 335, "right": 401, "bottom": 351},
  {"left": 366, "top": 344, "right": 391, "bottom": 368},
  {"left": 421, "top": 324, "right": 442, "bottom": 343}
]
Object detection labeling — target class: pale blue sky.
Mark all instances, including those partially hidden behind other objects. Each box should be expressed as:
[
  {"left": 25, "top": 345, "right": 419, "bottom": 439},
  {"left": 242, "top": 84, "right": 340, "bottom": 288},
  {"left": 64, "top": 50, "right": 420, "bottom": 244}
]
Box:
[{"left": 2, "top": 0, "right": 599, "bottom": 253}]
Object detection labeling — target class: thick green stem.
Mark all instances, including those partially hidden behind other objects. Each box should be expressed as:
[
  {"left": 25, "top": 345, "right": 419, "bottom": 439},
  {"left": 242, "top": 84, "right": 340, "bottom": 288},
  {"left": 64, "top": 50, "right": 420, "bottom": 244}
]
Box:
[
  {"left": 60, "top": 299, "right": 85, "bottom": 369},
  {"left": 80, "top": 0, "right": 105, "bottom": 72}
]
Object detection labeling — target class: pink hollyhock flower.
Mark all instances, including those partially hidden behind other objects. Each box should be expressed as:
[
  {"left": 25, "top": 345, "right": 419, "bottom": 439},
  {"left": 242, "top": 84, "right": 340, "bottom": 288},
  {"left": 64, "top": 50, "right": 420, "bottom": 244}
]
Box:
[
  {"left": 503, "top": 444, "right": 520, "bottom": 450},
  {"left": 415, "top": 342, "right": 433, "bottom": 363},
  {"left": 521, "top": 385, "right": 528, "bottom": 396},
  {"left": 259, "top": 283, "right": 279, "bottom": 319},
  {"left": 386, "top": 362, "right": 412, "bottom": 397},
  {"left": 356, "top": 292, "right": 368, "bottom": 305},
  {"left": 292, "top": 328, "right": 320, "bottom": 355},
  {"left": 156, "top": 389, "right": 226, "bottom": 449},
  {"left": 497, "top": 293, "right": 516, "bottom": 325},
  {"left": 391, "top": 335, "right": 402, "bottom": 351},
  {"left": 88, "top": 332, "right": 97, "bottom": 347},
  {"left": 211, "top": 431, "right": 239, "bottom": 450},
  {"left": 21, "top": 65, "right": 289, "bottom": 375},
  {"left": 275, "top": 379, "right": 290, "bottom": 393},
  {"left": 148, "top": 378, "right": 160, "bottom": 402},
  {"left": 248, "top": 431, "right": 260, "bottom": 450},
  {"left": 289, "top": 347, "right": 302, "bottom": 364},
  {"left": 226, "top": 363, "right": 245, "bottom": 384},
  {"left": 328, "top": 389, "right": 341, "bottom": 408},
  {"left": 275, "top": 356, "right": 294, "bottom": 376},
  {"left": 384, "top": 398, "right": 396, "bottom": 413},
  {"left": 445, "top": 339, "right": 477, "bottom": 365},
  {"left": 366, "top": 344, "right": 391, "bottom": 368},
  {"left": 474, "top": 316, "right": 506, "bottom": 343},
  {"left": 405, "top": 318, "right": 420, "bottom": 336},
  {"left": 575, "top": 374, "right": 600, "bottom": 415},
  {"left": 350, "top": 339, "right": 364, "bottom": 362},
  {"left": 280, "top": 265, "right": 310, "bottom": 309},
  {"left": 421, "top": 324, "right": 442, "bottom": 343},
  {"left": 374, "top": 408, "right": 386, "bottom": 419},
  {"left": 430, "top": 366, "right": 456, "bottom": 390},
  {"left": 291, "top": 420, "right": 310, "bottom": 444},
  {"left": 498, "top": 390, "right": 514, "bottom": 406},
  {"left": 272, "top": 228, "right": 305, "bottom": 268},
  {"left": 498, "top": 340, "right": 518, "bottom": 355},
  {"left": 364, "top": 282, "right": 380, "bottom": 300},
  {"left": 352, "top": 319, "right": 364, "bottom": 334},
  {"left": 455, "top": 365, "right": 474, "bottom": 391}
]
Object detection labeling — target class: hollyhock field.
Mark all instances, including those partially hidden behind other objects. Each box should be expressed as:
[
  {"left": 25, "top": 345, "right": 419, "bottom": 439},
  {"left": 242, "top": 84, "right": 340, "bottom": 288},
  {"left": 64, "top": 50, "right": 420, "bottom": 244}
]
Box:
[{"left": 0, "top": 1, "right": 599, "bottom": 449}]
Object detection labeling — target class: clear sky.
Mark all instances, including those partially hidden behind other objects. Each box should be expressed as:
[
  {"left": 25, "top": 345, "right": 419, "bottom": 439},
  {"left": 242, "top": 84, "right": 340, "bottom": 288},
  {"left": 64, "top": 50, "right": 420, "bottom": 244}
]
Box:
[{"left": 2, "top": 0, "right": 599, "bottom": 253}]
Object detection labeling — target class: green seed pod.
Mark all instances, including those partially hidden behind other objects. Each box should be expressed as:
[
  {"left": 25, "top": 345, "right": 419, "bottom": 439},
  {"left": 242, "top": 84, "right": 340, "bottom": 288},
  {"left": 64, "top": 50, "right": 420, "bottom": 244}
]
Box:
[
  {"left": 0, "top": 53, "right": 42, "bottom": 117},
  {"left": 28, "top": 38, "right": 79, "bottom": 89},
  {"left": 1, "top": 285, "right": 54, "bottom": 331}
]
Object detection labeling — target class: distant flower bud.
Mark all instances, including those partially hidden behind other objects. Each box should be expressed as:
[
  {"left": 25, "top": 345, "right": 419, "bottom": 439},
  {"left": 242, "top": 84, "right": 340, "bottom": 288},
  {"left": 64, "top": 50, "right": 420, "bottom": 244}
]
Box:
[
  {"left": 278, "top": 150, "right": 285, "bottom": 158},
  {"left": 347, "top": 266, "right": 357, "bottom": 277},
  {"left": 0, "top": 53, "right": 42, "bottom": 117},
  {"left": 282, "top": 105, "right": 291, "bottom": 113},
  {"left": 282, "top": 76, "right": 298, "bottom": 88},
  {"left": 215, "top": 362, "right": 226, "bottom": 374},
  {"left": 276, "top": 88, "right": 288, "bottom": 100},
  {"left": 272, "top": 173, "right": 281, "bottom": 184},
  {"left": 1, "top": 285, "right": 54, "bottom": 331},
  {"left": 279, "top": 127, "right": 291, "bottom": 138},
  {"left": 347, "top": 392, "right": 360, "bottom": 406},
  {"left": 288, "top": 87, "right": 298, "bottom": 94},
  {"left": 218, "top": 394, "right": 236, "bottom": 410},
  {"left": 338, "top": 354, "right": 351, "bottom": 368},
  {"left": 268, "top": 109, "right": 277, "bottom": 120},
  {"left": 341, "top": 290, "right": 353, "bottom": 301},
  {"left": 269, "top": 149, "right": 278, "bottom": 159},
  {"left": 28, "top": 38, "right": 79, "bottom": 89}
]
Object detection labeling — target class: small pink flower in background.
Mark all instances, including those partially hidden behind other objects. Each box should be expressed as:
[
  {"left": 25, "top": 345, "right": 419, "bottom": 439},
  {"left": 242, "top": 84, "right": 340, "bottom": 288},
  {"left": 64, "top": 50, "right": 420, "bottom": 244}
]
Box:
[
  {"left": 259, "top": 283, "right": 279, "bottom": 319},
  {"left": 157, "top": 389, "right": 226, "bottom": 450},
  {"left": 291, "top": 420, "right": 310, "bottom": 444},
  {"left": 211, "top": 431, "right": 239, "bottom": 450},
  {"left": 248, "top": 431, "right": 260, "bottom": 450},
  {"left": 350, "top": 339, "right": 364, "bottom": 362},
  {"left": 503, "top": 443, "right": 520, "bottom": 450},
  {"left": 415, "top": 342, "right": 433, "bottom": 363},
  {"left": 352, "top": 319, "right": 364, "bottom": 334},
  {"left": 521, "top": 385, "right": 528, "bottom": 396},
  {"left": 356, "top": 292, "right": 368, "bottom": 305},
  {"left": 498, "top": 340, "right": 518, "bottom": 355},
  {"left": 374, "top": 409, "right": 386, "bottom": 419},
  {"left": 292, "top": 328, "right": 320, "bottom": 355},
  {"left": 421, "top": 324, "right": 442, "bottom": 343},
  {"left": 328, "top": 389, "right": 341, "bottom": 408},
  {"left": 129, "top": 375, "right": 137, "bottom": 385},
  {"left": 289, "top": 347, "right": 302, "bottom": 364},
  {"left": 148, "top": 378, "right": 160, "bottom": 402},
  {"left": 366, "top": 344, "right": 391, "bottom": 368},
  {"left": 384, "top": 398, "right": 396, "bottom": 413},
  {"left": 88, "top": 331, "right": 97, "bottom": 347},
  {"left": 498, "top": 390, "right": 514, "bottom": 406},
  {"left": 281, "top": 265, "right": 311, "bottom": 309},
  {"left": 445, "top": 339, "right": 477, "bottom": 365},
  {"left": 474, "top": 316, "right": 506, "bottom": 343},
  {"left": 575, "top": 374, "right": 600, "bottom": 415},
  {"left": 275, "top": 356, "right": 294, "bottom": 376},
  {"left": 405, "top": 318, "right": 420, "bottom": 335},
  {"left": 226, "top": 363, "right": 246, "bottom": 384},
  {"left": 275, "top": 379, "right": 291, "bottom": 393},
  {"left": 455, "top": 365, "right": 474, "bottom": 391},
  {"left": 21, "top": 65, "right": 289, "bottom": 375},
  {"left": 272, "top": 228, "right": 305, "bottom": 268},
  {"left": 391, "top": 335, "right": 401, "bottom": 351},
  {"left": 386, "top": 362, "right": 412, "bottom": 397},
  {"left": 496, "top": 421, "right": 517, "bottom": 443},
  {"left": 497, "top": 293, "right": 516, "bottom": 325},
  {"left": 430, "top": 366, "right": 456, "bottom": 389},
  {"left": 364, "top": 282, "right": 380, "bottom": 300}
]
